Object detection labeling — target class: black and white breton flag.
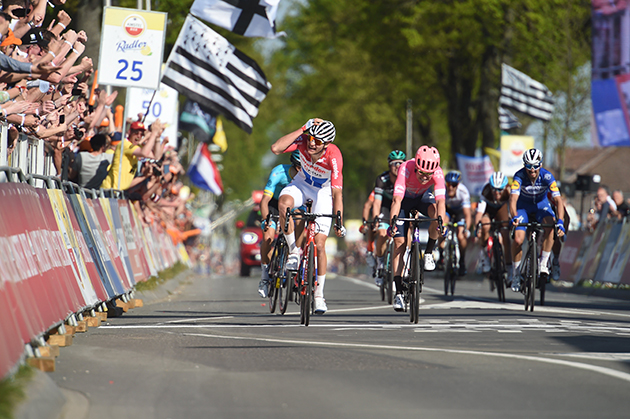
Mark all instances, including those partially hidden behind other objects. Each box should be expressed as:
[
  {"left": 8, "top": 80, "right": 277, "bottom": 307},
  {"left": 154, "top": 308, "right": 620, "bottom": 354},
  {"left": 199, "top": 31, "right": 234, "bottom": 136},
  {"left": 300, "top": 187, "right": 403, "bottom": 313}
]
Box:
[
  {"left": 190, "top": 0, "right": 285, "bottom": 39},
  {"left": 499, "top": 63, "right": 555, "bottom": 121},
  {"left": 498, "top": 106, "right": 521, "bottom": 130},
  {"left": 162, "top": 15, "right": 272, "bottom": 134}
]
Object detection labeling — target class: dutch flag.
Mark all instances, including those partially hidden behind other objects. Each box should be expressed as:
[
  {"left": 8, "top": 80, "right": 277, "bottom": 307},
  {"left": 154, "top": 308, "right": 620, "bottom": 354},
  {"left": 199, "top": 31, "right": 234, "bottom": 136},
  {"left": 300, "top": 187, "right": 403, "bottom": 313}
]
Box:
[{"left": 187, "top": 144, "right": 224, "bottom": 195}]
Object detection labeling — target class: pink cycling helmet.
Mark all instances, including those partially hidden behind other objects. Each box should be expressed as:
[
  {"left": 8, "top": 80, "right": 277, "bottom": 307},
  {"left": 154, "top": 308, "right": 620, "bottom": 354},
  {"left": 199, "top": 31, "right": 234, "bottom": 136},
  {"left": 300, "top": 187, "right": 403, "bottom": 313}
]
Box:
[{"left": 415, "top": 146, "right": 440, "bottom": 173}]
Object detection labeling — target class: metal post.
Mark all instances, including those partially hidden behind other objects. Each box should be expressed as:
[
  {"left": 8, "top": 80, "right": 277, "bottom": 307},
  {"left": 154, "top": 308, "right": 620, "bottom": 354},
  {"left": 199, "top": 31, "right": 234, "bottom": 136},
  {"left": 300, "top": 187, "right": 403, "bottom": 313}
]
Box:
[
  {"left": 0, "top": 123, "right": 7, "bottom": 182},
  {"left": 104, "top": 0, "right": 112, "bottom": 95},
  {"left": 406, "top": 99, "right": 412, "bottom": 158}
]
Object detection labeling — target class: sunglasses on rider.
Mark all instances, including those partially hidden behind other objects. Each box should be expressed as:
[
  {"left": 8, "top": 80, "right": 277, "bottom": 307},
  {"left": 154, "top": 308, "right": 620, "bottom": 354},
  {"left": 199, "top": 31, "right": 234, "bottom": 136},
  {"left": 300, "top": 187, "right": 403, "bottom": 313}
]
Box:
[
  {"left": 524, "top": 163, "right": 541, "bottom": 170},
  {"left": 447, "top": 182, "right": 459, "bottom": 188},
  {"left": 307, "top": 135, "right": 325, "bottom": 146},
  {"left": 417, "top": 169, "right": 433, "bottom": 178},
  {"left": 389, "top": 161, "right": 403, "bottom": 167}
]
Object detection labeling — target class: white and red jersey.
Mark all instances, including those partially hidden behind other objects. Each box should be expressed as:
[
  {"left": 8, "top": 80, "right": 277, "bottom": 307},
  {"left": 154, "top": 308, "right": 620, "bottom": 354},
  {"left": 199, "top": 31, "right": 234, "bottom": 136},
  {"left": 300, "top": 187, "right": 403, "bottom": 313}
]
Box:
[
  {"left": 285, "top": 135, "right": 343, "bottom": 189},
  {"left": 393, "top": 160, "right": 445, "bottom": 200}
]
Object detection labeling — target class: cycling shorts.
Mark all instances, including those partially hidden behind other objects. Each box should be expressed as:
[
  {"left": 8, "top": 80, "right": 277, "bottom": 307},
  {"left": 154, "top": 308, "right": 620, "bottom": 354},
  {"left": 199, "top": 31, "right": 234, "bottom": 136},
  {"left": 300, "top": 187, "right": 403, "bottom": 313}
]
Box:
[
  {"left": 483, "top": 202, "right": 507, "bottom": 222},
  {"left": 279, "top": 177, "right": 333, "bottom": 236},
  {"left": 264, "top": 198, "right": 280, "bottom": 230},
  {"left": 393, "top": 191, "right": 436, "bottom": 238},
  {"left": 514, "top": 198, "right": 556, "bottom": 231},
  {"left": 375, "top": 206, "right": 391, "bottom": 230}
]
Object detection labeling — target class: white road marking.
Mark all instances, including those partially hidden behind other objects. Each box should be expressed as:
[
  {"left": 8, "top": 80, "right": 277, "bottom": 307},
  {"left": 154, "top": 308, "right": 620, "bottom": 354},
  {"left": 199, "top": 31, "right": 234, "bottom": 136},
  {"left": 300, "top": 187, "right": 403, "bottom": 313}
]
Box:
[
  {"left": 183, "top": 331, "right": 630, "bottom": 384},
  {"left": 333, "top": 274, "right": 630, "bottom": 319},
  {"left": 162, "top": 316, "right": 234, "bottom": 324},
  {"left": 101, "top": 320, "right": 630, "bottom": 335},
  {"left": 546, "top": 353, "right": 630, "bottom": 361}
]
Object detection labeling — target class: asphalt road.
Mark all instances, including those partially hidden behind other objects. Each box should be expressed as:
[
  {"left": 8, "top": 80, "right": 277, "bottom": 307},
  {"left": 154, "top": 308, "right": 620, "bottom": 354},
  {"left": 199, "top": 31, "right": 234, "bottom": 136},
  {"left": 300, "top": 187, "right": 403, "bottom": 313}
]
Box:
[{"left": 48, "top": 269, "right": 630, "bottom": 419}]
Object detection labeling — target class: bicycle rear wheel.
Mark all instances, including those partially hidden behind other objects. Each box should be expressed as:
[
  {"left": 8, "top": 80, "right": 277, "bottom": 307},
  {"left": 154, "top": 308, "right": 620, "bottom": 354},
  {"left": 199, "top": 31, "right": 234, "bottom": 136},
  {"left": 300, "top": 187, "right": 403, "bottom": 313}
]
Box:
[
  {"left": 443, "top": 243, "right": 451, "bottom": 296},
  {"left": 300, "top": 242, "right": 314, "bottom": 326},
  {"left": 410, "top": 243, "right": 421, "bottom": 324},
  {"left": 450, "top": 242, "right": 457, "bottom": 295},
  {"left": 540, "top": 272, "right": 546, "bottom": 306},
  {"left": 277, "top": 243, "right": 290, "bottom": 315},
  {"left": 267, "top": 244, "right": 280, "bottom": 313},
  {"left": 493, "top": 241, "right": 506, "bottom": 303}
]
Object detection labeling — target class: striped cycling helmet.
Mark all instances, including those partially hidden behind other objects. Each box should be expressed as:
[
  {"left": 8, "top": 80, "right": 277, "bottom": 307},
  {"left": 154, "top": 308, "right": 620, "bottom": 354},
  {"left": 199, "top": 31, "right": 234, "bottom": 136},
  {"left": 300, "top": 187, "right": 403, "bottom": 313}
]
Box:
[{"left": 308, "top": 120, "right": 336, "bottom": 143}]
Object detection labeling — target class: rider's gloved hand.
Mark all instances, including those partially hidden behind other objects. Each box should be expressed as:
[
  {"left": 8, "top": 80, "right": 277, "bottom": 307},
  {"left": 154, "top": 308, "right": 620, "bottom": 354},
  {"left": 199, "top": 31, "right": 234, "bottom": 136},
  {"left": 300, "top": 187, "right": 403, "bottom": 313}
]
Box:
[
  {"left": 261, "top": 220, "right": 267, "bottom": 231},
  {"left": 441, "top": 225, "right": 449, "bottom": 238},
  {"left": 301, "top": 118, "right": 315, "bottom": 132},
  {"left": 512, "top": 215, "right": 523, "bottom": 226},
  {"left": 359, "top": 222, "right": 368, "bottom": 234},
  {"left": 387, "top": 225, "right": 397, "bottom": 238},
  {"left": 556, "top": 219, "right": 565, "bottom": 234},
  {"left": 336, "top": 225, "right": 347, "bottom": 238}
]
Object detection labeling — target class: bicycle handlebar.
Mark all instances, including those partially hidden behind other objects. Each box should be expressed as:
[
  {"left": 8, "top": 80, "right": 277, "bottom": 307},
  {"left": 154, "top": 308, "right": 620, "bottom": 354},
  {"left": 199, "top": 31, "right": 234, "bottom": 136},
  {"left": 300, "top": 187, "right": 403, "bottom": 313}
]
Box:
[{"left": 283, "top": 207, "right": 343, "bottom": 232}]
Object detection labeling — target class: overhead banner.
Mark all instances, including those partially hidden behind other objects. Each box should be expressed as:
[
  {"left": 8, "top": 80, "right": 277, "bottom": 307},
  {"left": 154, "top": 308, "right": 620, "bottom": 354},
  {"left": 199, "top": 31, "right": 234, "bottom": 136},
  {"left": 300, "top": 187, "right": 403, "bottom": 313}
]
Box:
[
  {"left": 499, "top": 135, "right": 535, "bottom": 177},
  {"left": 591, "top": 1, "right": 630, "bottom": 146}
]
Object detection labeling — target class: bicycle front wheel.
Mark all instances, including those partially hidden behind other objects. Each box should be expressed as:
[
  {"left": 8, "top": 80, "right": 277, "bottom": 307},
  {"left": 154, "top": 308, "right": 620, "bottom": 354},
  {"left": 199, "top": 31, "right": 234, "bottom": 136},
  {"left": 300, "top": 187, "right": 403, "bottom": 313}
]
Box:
[
  {"left": 410, "top": 244, "right": 421, "bottom": 324},
  {"left": 493, "top": 241, "right": 506, "bottom": 303},
  {"left": 443, "top": 243, "right": 451, "bottom": 296},
  {"left": 523, "top": 245, "right": 536, "bottom": 311},
  {"left": 302, "top": 242, "right": 315, "bottom": 326},
  {"left": 269, "top": 276, "right": 279, "bottom": 313},
  {"left": 385, "top": 244, "right": 393, "bottom": 305}
]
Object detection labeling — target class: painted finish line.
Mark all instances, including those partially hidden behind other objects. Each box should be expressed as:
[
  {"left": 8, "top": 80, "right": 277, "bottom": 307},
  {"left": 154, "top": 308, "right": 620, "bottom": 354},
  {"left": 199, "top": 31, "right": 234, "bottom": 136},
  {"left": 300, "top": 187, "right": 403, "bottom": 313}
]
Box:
[{"left": 101, "top": 317, "right": 630, "bottom": 336}]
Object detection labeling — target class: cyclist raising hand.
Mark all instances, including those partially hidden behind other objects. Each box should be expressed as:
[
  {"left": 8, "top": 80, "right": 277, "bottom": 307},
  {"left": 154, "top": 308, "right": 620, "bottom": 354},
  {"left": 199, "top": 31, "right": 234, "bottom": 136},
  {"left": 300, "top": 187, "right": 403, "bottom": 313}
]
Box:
[{"left": 271, "top": 118, "right": 345, "bottom": 314}]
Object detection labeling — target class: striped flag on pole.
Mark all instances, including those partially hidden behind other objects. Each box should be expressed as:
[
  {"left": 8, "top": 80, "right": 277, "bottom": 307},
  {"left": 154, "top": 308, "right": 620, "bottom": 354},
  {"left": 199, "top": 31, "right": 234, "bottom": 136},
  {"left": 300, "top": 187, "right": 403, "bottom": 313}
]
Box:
[
  {"left": 499, "top": 63, "right": 555, "bottom": 121},
  {"left": 188, "top": 143, "right": 224, "bottom": 195},
  {"left": 190, "top": 0, "right": 285, "bottom": 39},
  {"left": 498, "top": 106, "right": 521, "bottom": 130},
  {"left": 162, "top": 14, "right": 271, "bottom": 134}
]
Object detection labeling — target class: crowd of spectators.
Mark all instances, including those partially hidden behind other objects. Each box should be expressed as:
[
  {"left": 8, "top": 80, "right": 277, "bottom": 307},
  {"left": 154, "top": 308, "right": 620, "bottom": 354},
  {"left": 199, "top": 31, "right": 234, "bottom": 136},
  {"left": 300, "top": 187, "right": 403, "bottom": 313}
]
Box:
[
  {"left": 586, "top": 186, "right": 630, "bottom": 230},
  {"left": 0, "top": 0, "right": 198, "bottom": 247}
]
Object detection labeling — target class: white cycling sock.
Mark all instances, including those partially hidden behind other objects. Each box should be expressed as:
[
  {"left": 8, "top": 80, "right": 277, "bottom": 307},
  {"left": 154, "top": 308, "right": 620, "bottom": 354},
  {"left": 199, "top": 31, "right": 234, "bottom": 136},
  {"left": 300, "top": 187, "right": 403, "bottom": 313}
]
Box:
[
  {"left": 540, "top": 251, "right": 551, "bottom": 268},
  {"left": 315, "top": 275, "right": 326, "bottom": 298},
  {"left": 512, "top": 260, "right": 521, "bottom": 277},
  {"left": 285, "top": 231, "right": 296, "bottom": 253}
]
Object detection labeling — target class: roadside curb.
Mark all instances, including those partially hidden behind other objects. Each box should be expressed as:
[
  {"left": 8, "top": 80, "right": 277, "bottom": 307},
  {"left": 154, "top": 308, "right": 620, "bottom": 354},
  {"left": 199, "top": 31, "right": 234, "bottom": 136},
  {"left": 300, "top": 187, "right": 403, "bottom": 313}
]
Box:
[{"left": 14, "top": 269, "right": 199, "bottom": 419}]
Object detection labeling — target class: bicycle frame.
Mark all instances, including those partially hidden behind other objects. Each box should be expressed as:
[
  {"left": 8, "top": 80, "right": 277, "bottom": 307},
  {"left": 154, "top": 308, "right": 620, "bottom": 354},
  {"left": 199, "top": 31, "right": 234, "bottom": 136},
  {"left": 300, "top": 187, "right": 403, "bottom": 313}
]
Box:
[
  {"left": 392, "top": 213, "right": 442, "bottom": 323},
  {"left": 478, "top": 220, "right": 510, "bottom": 302},
  {"left": 513, "top": 221, "right": 556, "bottom": 312},
  {"left": 284, "top": 199, "right": 341, "bottom": 326},
  {"left": 443, "top": 221, "right": 460, "bottom": 296}
]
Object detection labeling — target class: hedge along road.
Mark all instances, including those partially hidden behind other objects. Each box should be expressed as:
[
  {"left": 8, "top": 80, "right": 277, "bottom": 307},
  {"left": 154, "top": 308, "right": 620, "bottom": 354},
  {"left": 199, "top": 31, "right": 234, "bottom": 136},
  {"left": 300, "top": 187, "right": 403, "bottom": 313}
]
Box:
[{"left": 45, "top": 270, "right": 630, "bottom": 419}]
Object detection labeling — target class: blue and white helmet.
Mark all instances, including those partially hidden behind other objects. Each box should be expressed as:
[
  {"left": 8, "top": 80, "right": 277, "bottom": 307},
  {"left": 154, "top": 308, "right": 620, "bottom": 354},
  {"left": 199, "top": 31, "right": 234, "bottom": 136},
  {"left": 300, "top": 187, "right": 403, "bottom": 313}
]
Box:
[
  {"left": 489, "top": 172, "right": 508, "bottom": 189},
  {"left": 522, "top": 148, "right": 543, "bottom": 166}
]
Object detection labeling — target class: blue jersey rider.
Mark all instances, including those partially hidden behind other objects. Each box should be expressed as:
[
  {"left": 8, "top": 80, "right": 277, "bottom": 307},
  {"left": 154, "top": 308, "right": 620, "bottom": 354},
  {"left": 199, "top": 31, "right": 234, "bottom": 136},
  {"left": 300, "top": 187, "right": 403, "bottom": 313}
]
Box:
[{"left": 509, "top": 148, "right": 565, "bottom": 292}]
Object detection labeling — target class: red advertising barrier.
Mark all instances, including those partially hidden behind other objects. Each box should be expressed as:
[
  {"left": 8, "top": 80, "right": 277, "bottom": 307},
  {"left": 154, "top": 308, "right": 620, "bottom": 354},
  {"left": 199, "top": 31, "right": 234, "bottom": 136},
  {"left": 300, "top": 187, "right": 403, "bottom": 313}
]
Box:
[{"left": 0, "top": 179, "right": 187, "bottom": 380}]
